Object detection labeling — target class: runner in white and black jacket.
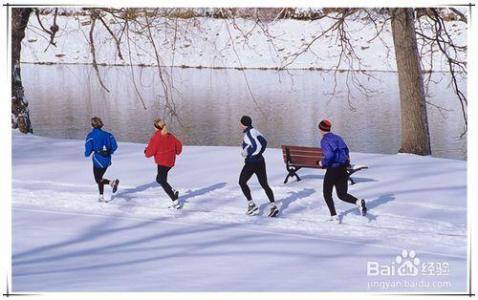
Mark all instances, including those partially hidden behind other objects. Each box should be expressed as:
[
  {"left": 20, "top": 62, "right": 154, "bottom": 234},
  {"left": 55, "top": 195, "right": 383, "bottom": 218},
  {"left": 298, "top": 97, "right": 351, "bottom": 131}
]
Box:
[{"left": 239, "top": 115, "right": 279, "bottom": 217}]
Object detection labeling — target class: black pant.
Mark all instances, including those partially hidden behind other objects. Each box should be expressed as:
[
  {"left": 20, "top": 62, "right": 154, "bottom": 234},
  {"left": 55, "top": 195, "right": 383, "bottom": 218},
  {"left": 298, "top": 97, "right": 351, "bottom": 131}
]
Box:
[
  {"left": 93, "top": 167, "right": 110, "bottom": 195},
  {"left": 156, "top": 165, "right": 176, "bottom": 201},
  {"left": 323, "top": 165, "right": 358, "bottom": 216},
  {"left": 239, "top": 158, "right": 275, "bottom": 202}
]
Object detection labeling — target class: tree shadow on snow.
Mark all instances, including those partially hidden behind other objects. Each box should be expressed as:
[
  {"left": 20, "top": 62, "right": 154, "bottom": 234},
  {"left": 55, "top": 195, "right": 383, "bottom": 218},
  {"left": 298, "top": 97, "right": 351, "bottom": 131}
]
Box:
[
  {"left": 299, "top": 174, "right": 376, "bottom": 184},
  {"left": 258, "top": 188, "right": 316, "bottom": 216},
  {"left": 14, "top": 212, "right": 391, "bottom": 283},
  {"left": 180, "top": 182, "right": 227, "bottom": 207},
  {"left": 112, "top": 182, "right": 227, "bottom": 205},
  {"left": 338, "top": 193, "right": 395, "bottom": 223},
  {"left": 112, "top": 182, "right": 158, "bottom": 202},
  {"left": 13, "top": 220, "right": 246, "bottom": 276},
  {"left": 13, "top": 198, "right": 388, "bottom": 281},
  {"left": 13, "top": 215, "right": 159, "bottom": 262}
]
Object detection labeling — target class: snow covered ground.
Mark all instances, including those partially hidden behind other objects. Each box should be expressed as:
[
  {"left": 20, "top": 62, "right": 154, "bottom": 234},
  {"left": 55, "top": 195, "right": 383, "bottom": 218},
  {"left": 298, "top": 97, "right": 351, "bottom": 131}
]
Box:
[
  {"left": 22, "top": 13, "right": 466, "bottom": 71},
  {"left": 12, "top": 132, "right": 467, "bottom": 292}
]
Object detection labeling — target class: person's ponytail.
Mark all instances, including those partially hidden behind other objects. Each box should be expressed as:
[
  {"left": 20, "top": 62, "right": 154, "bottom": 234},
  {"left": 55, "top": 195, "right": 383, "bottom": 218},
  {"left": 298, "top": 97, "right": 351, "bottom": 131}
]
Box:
[
  {"left": 154, "top": 119, "right": 168, "bottom": 135},
  {"left": 161, "top": 124, "right": 168, "bottom": 135}
]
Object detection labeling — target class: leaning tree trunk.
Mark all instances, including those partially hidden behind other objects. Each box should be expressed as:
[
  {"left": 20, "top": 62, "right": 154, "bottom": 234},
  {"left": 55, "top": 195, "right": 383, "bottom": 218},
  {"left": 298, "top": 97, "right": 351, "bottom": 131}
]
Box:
[
  {"left": 12, "top": 8, "right": 33, "bottom": 133},
  {"left": 390, "top": 8, "right": 431, "bottom": 155}
]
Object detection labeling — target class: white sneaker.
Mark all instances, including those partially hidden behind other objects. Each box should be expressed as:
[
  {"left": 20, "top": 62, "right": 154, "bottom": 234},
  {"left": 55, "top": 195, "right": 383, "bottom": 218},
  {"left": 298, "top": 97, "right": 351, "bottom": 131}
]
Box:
[
  {"left": 328, "top": 215, "right": 339, "bottom": 222},
  {"left": 170, "top": 199, "right": 182, "bottom": 209},
  {"left": 268, "top": 204, "right": 279, "bottom": 217},
  {"left": 98, "top": 195, "right": 106, "bottom": 202},
  {"left": 356, "top": 199, "right": 367, "bottom": 216},
  {"left": 110, "top": 179, "right": 120, "bottom": 193},
  {"left": 246, "top": 202, "right": 259, "bottom": 215}
]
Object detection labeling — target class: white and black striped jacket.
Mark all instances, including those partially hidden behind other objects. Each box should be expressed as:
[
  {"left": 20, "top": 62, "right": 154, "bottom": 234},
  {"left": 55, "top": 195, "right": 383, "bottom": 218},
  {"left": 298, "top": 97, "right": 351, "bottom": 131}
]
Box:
[{"left": 241, "top": 127, "right": 267, "bottom": 163}]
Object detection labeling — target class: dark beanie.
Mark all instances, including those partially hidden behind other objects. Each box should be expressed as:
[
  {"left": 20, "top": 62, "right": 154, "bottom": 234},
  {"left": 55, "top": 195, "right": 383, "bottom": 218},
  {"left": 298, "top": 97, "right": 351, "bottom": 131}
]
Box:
[
  {"left": 319, "top": 119, "right": 331, "bottom": 132},
  {"left": 240, "top": 115, "right": 252, "bottom": 127}
]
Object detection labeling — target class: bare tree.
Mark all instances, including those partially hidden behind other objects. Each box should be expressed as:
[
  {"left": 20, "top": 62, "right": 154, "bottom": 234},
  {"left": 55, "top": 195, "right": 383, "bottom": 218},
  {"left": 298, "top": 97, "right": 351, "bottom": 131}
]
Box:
[
  {"left": 251, "top": 7, "right": 465, "bottom": 155},
  {"left": 12, "top": 7, "right": 60, "bottom": 133},
  {"left": 11, "top": 8, "right": 33, "bottom": 133},
  {"left": 390, "top": 8, "right": 431, "bottom": 155}
]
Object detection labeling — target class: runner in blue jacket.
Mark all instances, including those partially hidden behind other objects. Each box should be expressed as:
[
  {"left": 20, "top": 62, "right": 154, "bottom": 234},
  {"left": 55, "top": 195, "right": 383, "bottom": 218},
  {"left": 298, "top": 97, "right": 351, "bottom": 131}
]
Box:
[
  {"left": 85, "top": 117, "right": 119, "bottom": 202},
  {"left": 318, "top": 119, "right": 367, "bottom": 221}
]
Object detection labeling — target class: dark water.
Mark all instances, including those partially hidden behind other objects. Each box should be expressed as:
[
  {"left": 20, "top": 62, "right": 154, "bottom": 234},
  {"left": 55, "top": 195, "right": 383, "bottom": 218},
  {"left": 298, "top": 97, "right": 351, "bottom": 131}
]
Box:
[{"left": 22, "top": 64, "right": 467, "bottom": 160}]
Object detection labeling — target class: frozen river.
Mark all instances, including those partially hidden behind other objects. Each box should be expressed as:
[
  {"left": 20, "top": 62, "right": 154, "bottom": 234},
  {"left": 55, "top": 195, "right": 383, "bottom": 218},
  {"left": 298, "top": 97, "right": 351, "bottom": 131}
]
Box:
[{"left": 22, "top": 64, "right": 467, "bottom": 159}]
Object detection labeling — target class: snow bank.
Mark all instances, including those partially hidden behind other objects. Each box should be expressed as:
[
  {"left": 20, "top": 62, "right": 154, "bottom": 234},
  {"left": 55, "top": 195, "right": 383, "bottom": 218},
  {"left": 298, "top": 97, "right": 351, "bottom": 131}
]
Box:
[
  {"left": 12, "top": 132, "right": 467, "bottom": 292},
  {"left": 21, "top": 13, "right": 466, "bottom": 71}
]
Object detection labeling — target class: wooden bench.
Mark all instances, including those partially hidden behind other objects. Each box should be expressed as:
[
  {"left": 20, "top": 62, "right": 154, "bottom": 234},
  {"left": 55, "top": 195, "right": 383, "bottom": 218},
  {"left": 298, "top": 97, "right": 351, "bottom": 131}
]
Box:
[{"left": 281, "top": 145, "right": 368, "bottom": 184}]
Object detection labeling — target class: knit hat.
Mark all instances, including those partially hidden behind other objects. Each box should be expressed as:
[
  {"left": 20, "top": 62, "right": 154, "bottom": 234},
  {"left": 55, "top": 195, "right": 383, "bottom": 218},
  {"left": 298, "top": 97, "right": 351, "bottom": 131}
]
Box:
[
  {"left": 240, "top": 115, "right": 252, "bottom": 127},
  {"left": 318, "top": 119, "right": 331, "bottom": 132}
]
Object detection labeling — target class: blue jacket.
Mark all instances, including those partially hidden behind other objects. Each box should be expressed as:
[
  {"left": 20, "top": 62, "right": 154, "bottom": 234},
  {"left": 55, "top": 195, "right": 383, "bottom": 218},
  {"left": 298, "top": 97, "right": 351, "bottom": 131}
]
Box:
[
  {"left": 241, "top": 126, "right": 267, "bottom": 163},
  {"left": 320, "top": 132, "right": 350, "bottom": 168},
  {"left": 85, "top": 128, "right": 118, "bottom": 168}
]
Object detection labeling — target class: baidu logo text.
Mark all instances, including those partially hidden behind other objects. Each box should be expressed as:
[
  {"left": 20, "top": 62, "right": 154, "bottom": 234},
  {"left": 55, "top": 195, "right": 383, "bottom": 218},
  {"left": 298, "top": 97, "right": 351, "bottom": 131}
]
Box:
[{"left": 367, "top": 250, "right": 422, "bottom": 277}]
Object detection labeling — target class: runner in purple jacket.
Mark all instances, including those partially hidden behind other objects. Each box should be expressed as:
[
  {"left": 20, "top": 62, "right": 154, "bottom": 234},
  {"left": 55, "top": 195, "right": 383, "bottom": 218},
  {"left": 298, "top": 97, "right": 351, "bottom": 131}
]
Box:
[{"left": 318, "top": 119, "right": 367, "bottom": 221}]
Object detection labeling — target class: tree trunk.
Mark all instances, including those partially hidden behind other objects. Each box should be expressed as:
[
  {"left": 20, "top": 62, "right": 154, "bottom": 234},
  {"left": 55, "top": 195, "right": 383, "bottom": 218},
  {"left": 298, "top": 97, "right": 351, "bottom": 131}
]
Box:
[
  {"left": 11, "top": 8, "right": 33, "bottom": 133},
  {"left": 390, "top": 8, "right": 431, "bottom": 155}
]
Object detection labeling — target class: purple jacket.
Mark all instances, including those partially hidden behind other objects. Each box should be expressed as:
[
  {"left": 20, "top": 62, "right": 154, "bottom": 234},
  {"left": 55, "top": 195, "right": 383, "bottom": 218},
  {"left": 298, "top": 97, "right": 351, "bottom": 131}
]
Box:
[{"left": 320, "top": 132, "right": 350, "bottom": 168}]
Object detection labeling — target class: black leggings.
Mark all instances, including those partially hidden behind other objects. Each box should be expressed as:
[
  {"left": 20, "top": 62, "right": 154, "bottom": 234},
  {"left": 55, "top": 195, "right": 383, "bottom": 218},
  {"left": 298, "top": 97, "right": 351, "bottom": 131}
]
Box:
[
  {"left": 156, "top": 165, "right": 176, "bottom": 201},
  {"left": 323, "top": 165, "right": 358, "bottom": 216},
  {"left": 93, "top": 167, "right": 110, "bottom": 195},
  {"left": 239, "top": 159, "right": 275, "bottom": 202}
]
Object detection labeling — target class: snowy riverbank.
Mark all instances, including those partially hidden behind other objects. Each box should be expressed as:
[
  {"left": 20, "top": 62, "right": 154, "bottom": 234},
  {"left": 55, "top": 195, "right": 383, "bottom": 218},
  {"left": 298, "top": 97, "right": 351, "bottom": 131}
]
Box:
[
  {"left": 12, "top": 132, "right": 467, "bottom": 292},
  {"left": 21, "top": 14, "right": 466, "bottom": 71}
]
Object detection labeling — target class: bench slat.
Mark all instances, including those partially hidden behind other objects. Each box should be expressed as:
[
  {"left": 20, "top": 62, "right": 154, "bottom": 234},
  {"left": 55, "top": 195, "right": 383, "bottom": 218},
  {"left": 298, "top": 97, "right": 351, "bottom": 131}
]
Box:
[
  {"left": 288, "top": 163, "right": 322, "bottom": 169},
  {"left": 282, "top": 151, "right": 323, "bottom": 156},
  {"left": 282, "top": 145, "right": 321, "bottom": 151},
  {"left": 289, "top": 157, "right": 321, "bottom": 166},
  {"left": 282, "top": 146, "right": 322, "bottom": 151},
  {"left": 282, "top": 154, "right": 323, "bottom": 160},
  {"left": 284, "top": 150, "right": 323, "bottom": 156}
]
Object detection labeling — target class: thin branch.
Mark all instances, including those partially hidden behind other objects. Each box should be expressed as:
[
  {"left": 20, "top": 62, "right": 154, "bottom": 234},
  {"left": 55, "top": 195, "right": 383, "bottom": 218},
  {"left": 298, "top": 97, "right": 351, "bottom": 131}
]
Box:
[
  {"left": 35, "top": 8, "right": 59, "bottom": 51},
  {"left": 88, "top": 14, "right": 110, "bottom": 93},
  {"left": 223, "top": 17, "right": 266, "bottom": 117},
  {"left": 124, "top": 18, "right": 147, "bottom": 109},
  {"left": 98, "top": 15, "right": 124, "bottom": 60},
  {"left": 449, "top": 8, "right": 467, "bottom": 23}
]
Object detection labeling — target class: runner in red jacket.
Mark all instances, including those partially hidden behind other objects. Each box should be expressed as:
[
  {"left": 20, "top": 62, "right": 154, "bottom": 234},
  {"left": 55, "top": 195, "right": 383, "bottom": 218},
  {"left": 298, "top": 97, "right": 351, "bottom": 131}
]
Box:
[{"left": 145, "top": 119, "right": 183, "bottom": 208}]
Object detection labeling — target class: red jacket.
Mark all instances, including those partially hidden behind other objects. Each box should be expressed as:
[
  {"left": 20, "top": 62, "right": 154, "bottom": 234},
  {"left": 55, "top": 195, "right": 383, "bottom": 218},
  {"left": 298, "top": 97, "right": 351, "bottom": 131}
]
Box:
[{"left": 144, "top": 132, "right": 182, "bottom": 167}]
